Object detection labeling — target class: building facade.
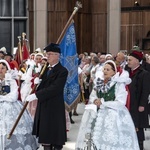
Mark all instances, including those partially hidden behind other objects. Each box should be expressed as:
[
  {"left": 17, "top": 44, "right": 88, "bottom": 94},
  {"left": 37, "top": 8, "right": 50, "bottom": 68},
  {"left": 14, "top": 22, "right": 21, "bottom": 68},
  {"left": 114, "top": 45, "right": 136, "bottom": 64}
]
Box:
[{"left": 0, "top": 0, "right": 150, "bottom": 55}]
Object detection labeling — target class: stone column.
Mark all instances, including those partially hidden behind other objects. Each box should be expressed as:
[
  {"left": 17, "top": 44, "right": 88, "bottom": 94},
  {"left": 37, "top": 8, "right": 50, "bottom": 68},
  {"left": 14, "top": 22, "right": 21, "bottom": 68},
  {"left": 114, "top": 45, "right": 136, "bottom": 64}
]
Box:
[
  {"left": 107, "top": 0, "right": 121, "bottom": 55},
  {"left": 34, "top": 0, "right": 47, "bottom": 51}
]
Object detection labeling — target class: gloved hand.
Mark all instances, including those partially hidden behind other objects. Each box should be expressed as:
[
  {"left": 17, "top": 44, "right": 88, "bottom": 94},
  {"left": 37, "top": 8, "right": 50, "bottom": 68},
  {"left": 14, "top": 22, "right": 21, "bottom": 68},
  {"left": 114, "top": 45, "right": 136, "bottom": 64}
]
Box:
[
  {"left": 26, "top": 93, "right": 37, "bottom": 102},
  {"left": 34, "top": 77, "right": 42, "bottom": 84}
]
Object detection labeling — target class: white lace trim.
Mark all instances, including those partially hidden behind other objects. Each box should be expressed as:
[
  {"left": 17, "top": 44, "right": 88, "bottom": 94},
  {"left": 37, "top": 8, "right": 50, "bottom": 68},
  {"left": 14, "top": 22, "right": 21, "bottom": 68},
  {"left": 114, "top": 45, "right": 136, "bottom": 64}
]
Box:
[{"left": 76, "top": 106, "right": 139, "bottom": 150}]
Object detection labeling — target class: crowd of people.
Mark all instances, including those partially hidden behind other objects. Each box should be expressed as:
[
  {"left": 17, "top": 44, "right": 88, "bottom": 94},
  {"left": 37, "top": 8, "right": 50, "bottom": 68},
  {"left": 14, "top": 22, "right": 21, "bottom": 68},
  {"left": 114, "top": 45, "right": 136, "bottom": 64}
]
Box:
[
  {"left": 75, "top": 47, "right": 150, "bottom": 150},
  {"left": 0, "top": 44, "right": 150, "bottom": 150}
]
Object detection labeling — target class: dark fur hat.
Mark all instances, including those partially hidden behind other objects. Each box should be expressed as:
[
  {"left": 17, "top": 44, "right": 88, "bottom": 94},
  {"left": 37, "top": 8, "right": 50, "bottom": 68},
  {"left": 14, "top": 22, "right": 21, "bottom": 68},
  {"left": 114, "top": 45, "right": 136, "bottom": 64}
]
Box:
[{"left": 129, "top": 50, "right": 143, "bottom": 62}]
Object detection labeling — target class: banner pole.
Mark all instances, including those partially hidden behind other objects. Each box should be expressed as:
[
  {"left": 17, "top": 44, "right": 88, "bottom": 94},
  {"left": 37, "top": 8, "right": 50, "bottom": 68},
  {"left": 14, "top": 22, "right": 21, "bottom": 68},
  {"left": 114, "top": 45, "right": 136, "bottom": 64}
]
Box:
[{"left": 56, "top": 1, "right": 82, "bottom": 44}]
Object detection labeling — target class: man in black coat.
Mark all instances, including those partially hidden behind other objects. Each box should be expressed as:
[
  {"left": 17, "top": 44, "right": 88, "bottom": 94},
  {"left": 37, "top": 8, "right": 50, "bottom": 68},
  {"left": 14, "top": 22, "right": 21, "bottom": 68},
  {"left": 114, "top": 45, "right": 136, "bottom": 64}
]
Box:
[
  {"left": 26, "top": 43, "right": 68, "bottom": 150},
  {"left": 126, "top": 50, "right": 150, "bottom": 150}
]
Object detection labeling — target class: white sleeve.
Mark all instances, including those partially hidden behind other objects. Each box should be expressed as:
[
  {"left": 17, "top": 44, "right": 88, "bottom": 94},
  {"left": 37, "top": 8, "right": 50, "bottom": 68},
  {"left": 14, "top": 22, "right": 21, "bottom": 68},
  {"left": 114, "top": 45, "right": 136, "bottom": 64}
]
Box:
[
  {"left": 18, "top": 70, "right": 23, "bottom": 76},
  {"left": 0, "top": 79, "right": 18, "bottom": 102},
  {"left": 101, "top": 83, "right": 128, "bottom": 110},
  {"left": 78, "top": 67, "right": 82, "bottom": 75},
  {"left": 34, "top": 63, "right": 42, "bottom": 73},
  {"left": 89, "top": 88, "right": 99, "bottom": 103}
]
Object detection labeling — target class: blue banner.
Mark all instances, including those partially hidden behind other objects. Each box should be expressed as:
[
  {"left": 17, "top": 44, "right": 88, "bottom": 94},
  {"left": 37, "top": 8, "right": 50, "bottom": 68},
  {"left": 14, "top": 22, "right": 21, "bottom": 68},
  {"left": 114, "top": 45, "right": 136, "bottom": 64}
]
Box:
[{"left": 60, "top": 22, "right": 80, "bottom": 110}]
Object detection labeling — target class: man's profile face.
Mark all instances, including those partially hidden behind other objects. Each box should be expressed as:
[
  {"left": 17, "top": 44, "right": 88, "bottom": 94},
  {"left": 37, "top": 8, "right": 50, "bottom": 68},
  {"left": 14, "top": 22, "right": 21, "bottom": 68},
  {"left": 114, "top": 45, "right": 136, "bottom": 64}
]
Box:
[{"left": 127, "top": 56, "right": 139, "bottom": 69}]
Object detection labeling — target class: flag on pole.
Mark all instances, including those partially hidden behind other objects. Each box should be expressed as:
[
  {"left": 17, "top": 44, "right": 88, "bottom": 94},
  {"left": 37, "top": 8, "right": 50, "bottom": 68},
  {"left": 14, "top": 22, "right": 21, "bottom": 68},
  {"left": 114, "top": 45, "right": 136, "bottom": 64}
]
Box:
[
  {"left": 15, "top": 37, "right": 23, "bottom": 66},
  {"left": 15, "top": 33, "right": 30, "bottom": 66},
  {"left": 22, "top": 39, "right": 30, "bottom": 61},
  {"left": 60, "top": 22, "right": 80, "bottom": 112}
]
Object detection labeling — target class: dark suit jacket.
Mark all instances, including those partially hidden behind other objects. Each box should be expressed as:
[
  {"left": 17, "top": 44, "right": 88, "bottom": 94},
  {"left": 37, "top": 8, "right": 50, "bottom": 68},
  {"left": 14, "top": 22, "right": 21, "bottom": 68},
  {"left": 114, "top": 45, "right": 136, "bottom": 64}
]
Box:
[
  {"left": 33, "top": 62, "right": 68, "bottom": 145},
  {"left": 141, "top": 60, "right": 150, "bottom": 72},
  {"left": 126, "top": 66, "right": 150, "bottom": 128}
]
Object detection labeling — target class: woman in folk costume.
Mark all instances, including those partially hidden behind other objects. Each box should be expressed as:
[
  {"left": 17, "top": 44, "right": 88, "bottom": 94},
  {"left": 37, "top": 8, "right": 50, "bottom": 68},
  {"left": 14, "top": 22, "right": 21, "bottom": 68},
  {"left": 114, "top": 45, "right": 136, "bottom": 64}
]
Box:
[
  {"left": 19, "top": 59, "right": 33, "bottom": 102},
  {"left": 0, "top": 60, "right": 38, "bottom": 150},
  {"left": 18, "top": 59, "right": 29, "bottom": 85},
  {"left": 75, "top": 60, "right": 139, "bottom": 150},
  {"left": 20, "top": 53, "right": 43, "bottom": 118},
  {"left": 27, "top": 53, "right": 44, "bottom": 117},
  {"left": 33, "top": 53, "right": 44, "bottom": 75}
]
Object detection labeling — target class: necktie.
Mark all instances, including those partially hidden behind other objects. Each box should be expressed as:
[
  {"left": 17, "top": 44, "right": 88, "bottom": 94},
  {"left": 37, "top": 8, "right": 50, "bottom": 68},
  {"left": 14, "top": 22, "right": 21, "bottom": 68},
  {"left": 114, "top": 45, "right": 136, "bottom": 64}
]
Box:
[{"left": 47, "top": 67, "right": 53, "bottom": 76}]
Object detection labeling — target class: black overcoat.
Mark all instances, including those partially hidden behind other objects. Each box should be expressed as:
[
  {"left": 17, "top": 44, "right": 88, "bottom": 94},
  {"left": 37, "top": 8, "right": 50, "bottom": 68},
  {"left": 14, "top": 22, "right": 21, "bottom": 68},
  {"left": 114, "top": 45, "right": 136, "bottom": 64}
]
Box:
[
  {"left": 33, "top": 62, "right": 68, "bottom": 145},
  {"left": 127, "top": 67, "right": 150, "bottom": 128},
  {"left": 141, "top": 61, "right": 150, "bottom": 116}
]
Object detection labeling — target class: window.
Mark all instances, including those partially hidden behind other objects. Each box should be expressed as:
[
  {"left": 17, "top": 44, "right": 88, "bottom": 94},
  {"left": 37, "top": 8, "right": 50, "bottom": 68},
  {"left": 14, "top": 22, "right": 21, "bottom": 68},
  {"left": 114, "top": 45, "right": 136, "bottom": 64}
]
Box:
[{"left": 0, "top": 0, "right": 27, "bottom": 53}]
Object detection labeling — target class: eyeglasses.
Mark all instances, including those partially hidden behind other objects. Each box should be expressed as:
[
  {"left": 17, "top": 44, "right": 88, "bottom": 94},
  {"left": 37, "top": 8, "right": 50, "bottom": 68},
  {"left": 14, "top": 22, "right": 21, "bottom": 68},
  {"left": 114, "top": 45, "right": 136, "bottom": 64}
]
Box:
[{"left": 46, "top": 53, "right": 58, "bottom": 56}]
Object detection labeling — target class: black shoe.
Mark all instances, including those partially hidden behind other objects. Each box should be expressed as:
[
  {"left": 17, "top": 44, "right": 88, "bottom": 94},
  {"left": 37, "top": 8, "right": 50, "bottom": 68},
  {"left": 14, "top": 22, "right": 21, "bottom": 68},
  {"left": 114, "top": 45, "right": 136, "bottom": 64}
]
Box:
[
  {"left": 73, "top": 112, "right": 79, "bottom": 116},
  {"left": 70, "top": 119, "right": 75, "bottom": 124}
]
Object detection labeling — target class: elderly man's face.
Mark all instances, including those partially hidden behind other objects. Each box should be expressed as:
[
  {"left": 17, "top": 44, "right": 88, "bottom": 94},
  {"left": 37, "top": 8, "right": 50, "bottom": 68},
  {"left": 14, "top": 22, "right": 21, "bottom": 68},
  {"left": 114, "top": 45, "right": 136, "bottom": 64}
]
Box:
[
  {"left": 127, "top": 56, "right": 140, "bottom": 69},
  {"left": 46, "top": 51, "right": 60, "bottom": 65},
  {"left": 116, "top": 52, "right": 125, "bottom": 63}
]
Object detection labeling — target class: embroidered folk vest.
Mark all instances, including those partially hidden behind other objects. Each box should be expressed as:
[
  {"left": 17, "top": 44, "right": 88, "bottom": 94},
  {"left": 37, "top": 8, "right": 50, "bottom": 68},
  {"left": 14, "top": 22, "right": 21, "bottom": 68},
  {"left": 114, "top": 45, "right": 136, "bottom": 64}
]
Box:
[{"left": 97, "top": 83, "right": 116, "bottom": 101}]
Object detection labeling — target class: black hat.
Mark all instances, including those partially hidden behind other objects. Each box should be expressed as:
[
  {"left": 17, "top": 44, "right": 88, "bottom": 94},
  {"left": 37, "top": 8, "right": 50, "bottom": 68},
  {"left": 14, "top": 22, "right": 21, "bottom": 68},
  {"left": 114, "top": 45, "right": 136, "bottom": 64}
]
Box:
[
  {"left": 0, "top": 51, "right": 5, "bottom": 55},
  {"left": 5, "top": 52, "right": 13, "bottom": 58},
  {"left": 43, "top": 43, "right": 61, "bottom": 53}
]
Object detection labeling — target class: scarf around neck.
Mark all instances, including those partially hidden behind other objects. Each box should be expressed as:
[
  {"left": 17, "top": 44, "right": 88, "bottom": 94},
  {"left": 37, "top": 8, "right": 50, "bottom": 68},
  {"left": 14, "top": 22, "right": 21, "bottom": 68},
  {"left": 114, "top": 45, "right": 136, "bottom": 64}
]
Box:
[{"left": 95, "top": 77, "right": 114, "bottom": 93}]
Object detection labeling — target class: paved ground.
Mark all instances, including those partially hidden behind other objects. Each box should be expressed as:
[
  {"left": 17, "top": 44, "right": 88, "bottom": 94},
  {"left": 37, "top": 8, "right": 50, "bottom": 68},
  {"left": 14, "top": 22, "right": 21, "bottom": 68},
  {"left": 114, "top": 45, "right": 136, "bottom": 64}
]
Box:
[{"left": 39, "top": 103, "right": 150, "bottom": 150}]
